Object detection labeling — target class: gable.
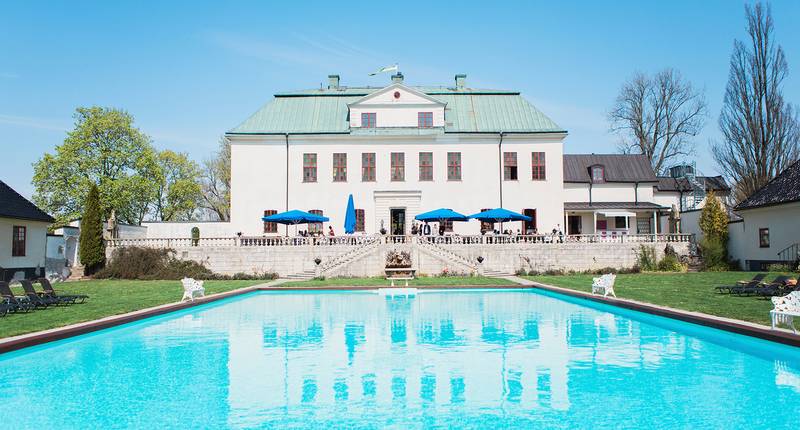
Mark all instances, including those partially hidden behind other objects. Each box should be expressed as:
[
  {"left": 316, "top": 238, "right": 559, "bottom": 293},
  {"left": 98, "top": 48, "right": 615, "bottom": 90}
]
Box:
[
  {"left": 348, "top": 83, "right": 446, "bottom": 128},
  {"left": 348, "top": 83, "right": 445, "bottom": 107}
]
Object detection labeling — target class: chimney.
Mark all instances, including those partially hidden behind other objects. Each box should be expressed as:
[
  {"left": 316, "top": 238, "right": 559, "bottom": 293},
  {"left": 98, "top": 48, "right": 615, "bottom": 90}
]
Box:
[
  {"left": 328, "top": 74, "right": 340, "bottom": 89},
  {"left": 391, "top": 72, "right": 404, "bottom": 84},
  {"left": 455, "top": 74, "right": 466, "bottom": 89}
]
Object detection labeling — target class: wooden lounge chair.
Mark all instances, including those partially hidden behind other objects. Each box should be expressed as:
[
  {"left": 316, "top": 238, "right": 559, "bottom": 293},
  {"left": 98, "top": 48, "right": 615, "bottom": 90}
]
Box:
[
  {"left": 0, "top": 281, "right": 35, "bottom": 313},
  {"left": 753, "top": 276, "right": 793, "bottom": 297},
  {"left": 730, "top": 274, "right": 770, "bottom": 296},
  {"left": 19, "top": 280, "right": 58, "bottom": 308},
  {"left": 37, "top": 278, "right": 88, "bottom": 304},
  {"left": 716, "top": 273, "right": 766, "bottom": 294}
]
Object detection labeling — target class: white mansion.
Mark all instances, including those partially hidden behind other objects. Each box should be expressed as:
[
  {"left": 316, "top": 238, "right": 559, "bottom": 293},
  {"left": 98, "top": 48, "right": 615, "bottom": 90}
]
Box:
[{"left": 148, "top": 73, "right": 722, "bottom": 239}]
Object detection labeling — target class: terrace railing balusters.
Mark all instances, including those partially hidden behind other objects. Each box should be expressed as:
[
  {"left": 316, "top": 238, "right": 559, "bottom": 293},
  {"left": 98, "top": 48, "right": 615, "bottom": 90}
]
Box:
[{"left": 106, "top": 233, "right": 692, "bottom": 249}]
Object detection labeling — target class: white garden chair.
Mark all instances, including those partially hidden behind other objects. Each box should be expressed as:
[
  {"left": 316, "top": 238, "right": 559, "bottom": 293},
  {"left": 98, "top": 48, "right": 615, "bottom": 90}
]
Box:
[
  {"left": 771, "top": 291, "right": 800, "bottom": 333},
  {"left": 591, "top": 274, "right": 617, "bottom": 298},
  {"left": 181, "top": 278, "right": 205, "bottom": 302}
]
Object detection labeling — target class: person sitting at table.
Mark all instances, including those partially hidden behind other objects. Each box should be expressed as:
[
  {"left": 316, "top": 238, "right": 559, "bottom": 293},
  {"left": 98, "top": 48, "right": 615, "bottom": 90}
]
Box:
[
  {"left": 411, "top": 223, "right": 418, "bottom": 235},
  {"left": 328, "top": 226, "right": 335, "bottom": 236}
]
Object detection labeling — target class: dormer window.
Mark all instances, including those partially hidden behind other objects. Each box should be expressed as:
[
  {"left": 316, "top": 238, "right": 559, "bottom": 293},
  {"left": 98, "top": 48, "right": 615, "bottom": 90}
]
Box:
[
  {"left": 418, "top": 112, "right": 433, "bottom": 128},
  {"left": 361, "top": 112, "right": 376, "bottom": 128},
  {"left": 591, "top": 165, "right": 605, "bottom": 183}
]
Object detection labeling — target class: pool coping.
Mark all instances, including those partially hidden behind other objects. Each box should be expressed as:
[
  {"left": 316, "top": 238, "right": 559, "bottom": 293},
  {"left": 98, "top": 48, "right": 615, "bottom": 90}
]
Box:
[
  {"left": 516, "top": 277, "right": 800, "bottom": 348},
  {"left": 2, "top": 280, "right": 798, "bottom": 354}
]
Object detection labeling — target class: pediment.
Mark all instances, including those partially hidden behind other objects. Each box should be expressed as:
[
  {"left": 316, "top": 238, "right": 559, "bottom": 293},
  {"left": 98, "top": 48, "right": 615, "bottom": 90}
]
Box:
[{"left": 348, "top": 83, "right": 445, "bottom": 107}]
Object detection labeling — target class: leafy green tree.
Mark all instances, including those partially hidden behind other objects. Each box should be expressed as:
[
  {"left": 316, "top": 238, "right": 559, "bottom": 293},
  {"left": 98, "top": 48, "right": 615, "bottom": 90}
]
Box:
[
  {"left": 33, "top": 106, "right": 158, "bottom": 225},
  {"left": 699, "top": 191, "right": 728, "bottom": 241},
  {"left": 79, "top": 184, "right": 105, "bottom": 274},
  {"left": 200, "top": 137, "right": 231, "bottom": 221},
  {"left": 152, "top": 150, "right": 202, "bottom": 221}
]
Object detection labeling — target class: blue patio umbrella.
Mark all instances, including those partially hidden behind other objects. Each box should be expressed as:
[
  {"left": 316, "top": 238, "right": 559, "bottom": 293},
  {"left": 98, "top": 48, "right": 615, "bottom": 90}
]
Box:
[
  {"left": 467, "top": 208, "right": 531, "bottom": 223},
  {"left": 262, "top": 209, "right": 330, "bottom": 236},
  {"left": 414, "top": 208, "right": 469, "bottom": 222},
  {"left": 344, "top": 194, "right": 356, "bottom": 234}
]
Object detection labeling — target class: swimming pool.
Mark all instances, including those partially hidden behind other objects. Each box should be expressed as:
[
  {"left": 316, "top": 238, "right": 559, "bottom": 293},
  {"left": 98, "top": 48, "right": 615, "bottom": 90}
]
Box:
[{"left": 2, "top": 288, "right": 799, "bottom": 429}]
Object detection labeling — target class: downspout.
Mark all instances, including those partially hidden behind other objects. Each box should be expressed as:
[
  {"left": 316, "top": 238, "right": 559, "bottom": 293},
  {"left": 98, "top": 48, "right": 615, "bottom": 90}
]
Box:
[
  {"left": 285, "top": 133, "right": 289, "bottom": 236},
  {"left": 498, "top": 132, "right": 504, "bottom": 208},
  {"left": 634, "top": 182, "right": 639, "bottom": 205}
]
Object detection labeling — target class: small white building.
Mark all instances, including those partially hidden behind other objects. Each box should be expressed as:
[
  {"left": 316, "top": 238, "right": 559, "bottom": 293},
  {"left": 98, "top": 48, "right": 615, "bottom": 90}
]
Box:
[
  {"left": 729, "top": 160, "right": 800, "bottom": 270},
  {"left": 0, "top": 180, "right": 54, "bottom": 281}
]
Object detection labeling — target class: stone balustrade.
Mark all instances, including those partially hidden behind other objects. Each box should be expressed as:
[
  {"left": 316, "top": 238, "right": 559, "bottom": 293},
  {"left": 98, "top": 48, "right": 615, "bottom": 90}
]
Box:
[{"left": 108, "top": 233, "right": 692, "bottom": 249}]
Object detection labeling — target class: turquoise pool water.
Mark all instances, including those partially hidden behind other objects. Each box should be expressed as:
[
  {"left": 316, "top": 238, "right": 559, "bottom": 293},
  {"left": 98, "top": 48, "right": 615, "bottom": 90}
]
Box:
[{"left": 2, "top": 289, "right": 800, "bottom": 429}]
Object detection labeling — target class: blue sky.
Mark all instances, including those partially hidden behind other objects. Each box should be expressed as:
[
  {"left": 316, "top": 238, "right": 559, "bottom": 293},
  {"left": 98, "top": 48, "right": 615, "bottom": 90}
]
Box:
[{"left": 2, "top": 1, "right": 799, "bottom": 198}]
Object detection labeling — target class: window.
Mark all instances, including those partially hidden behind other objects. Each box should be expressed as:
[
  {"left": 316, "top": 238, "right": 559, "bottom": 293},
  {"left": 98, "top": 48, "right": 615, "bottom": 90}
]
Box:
[
  {"left": 333, "top": 153, "right": 347, "bottom": 182},
  {"left": 590, "top": 165, "right": 605, "bottom": 183},
  {"left": 615, "top": 217, "right": 627, "bottom": 229},
  {"left": 532, "top": 152, "right": 546, "bottom": 180},
  {"left": 361, "top": 112, "right": 376, "bottom": 128},
  {"left": 362, "top": 153, "right": 375, "bottom": 182},
  {"left": 418, "top": 112, "right": 433, "bottom": 128},
  {"left": 309, "top": 210, "right": 324, "bottom": 234},
  {"left": 355, "top": 209, "right": 365, "bottom": 232},
  {"left": 391, "top": 152, "right": 405, "bottom": 181},
  {"left": 479, "top": 208, "right": 493, "bottom": 232},
  {"left": 447, "top": 152, "right": 461, "bottom": 181},
  {"left": 12, "top": 226, "right": 25, "bottom": 257},
  {"left": 419, "top": 152, "right": 433, "bottom": 181},
  {"left": 263, "top": 210, "right": 278, "bottom": 233},
  {"left": 759, "top": 228, "right": 770, "bottom": 248},
  {"left": 504, "top": 152, "right": 518, "bottom": 180},
  {"left": 303, "top": 153, "right": 317, "bottom": 182}
]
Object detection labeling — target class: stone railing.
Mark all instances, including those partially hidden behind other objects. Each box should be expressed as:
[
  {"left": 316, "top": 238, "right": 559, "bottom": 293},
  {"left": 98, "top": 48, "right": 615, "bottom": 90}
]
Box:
[
  {"left": 108, "top": 233, "right": 692, "bottom": 249},
  {"left": 419, "top": 233, "right": 692, "bottom": 245}
]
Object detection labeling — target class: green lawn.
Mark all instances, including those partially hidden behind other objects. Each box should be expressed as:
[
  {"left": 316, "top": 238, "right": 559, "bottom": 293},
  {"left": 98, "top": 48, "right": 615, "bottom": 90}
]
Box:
[
  {"left": 525, "top": 271, "right": 798, "bottom": 326},
  {"left": 1, "top": 279, "right": 262, "bottom": 339},
  {"left": 280, "top": 276, "right": 514, "bottom": 288}
]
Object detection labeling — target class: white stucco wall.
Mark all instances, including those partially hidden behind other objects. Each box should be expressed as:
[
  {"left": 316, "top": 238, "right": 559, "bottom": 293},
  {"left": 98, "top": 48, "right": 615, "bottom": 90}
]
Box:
[
  {"left": 0, "top": 218, "right": 48, "bottom": 271},
  {"left": 142, "top": 222, "right": 236, "bottom": 239},
  {"left": 228, "top": 133, "right": 565, "bottom": 237},
  {"left": 727, "top": 202, "right": 800, "bottom": 268}
]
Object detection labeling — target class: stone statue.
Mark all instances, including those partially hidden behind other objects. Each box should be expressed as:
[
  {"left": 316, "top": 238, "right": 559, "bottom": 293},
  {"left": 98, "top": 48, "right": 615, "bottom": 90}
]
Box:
[{"left": 107, "top": 209, "right": 118, "bottom": 239}]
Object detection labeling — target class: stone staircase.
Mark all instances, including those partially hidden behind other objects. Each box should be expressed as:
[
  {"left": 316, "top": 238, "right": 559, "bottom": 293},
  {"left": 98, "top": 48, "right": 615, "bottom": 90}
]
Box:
[
  {"left": 417, "top": 240, "right": 477, "bottom": 272},
  {"left": 482, "top": 268, "right": 516, "bottom": 277},
  {"left": 283, "top": 238, "right": 382, "bottom": 280},
  {"left": 283, "top": 268, "right": 317, "bottom": 280}
]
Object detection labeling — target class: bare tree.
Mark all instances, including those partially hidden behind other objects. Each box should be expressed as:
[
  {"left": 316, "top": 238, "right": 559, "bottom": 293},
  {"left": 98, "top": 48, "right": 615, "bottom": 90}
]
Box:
[
  {"left": 713, "top": 2, "right": 799, "bottom": 202},
  {"left": 199, "top": 137, "right": 231, "bottom": 221},
  {"left": 609, "top": 69, "right": 707, "bottom": 174}
]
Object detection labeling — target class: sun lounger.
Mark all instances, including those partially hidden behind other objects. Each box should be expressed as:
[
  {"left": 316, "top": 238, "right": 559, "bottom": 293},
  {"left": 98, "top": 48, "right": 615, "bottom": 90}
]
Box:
[
  {"left": 730, "top": 274, "right": 771, "bottom": 296},
  {"left": 717, "top": 273, "right": 766, "bottom": 294},
  {"left": 37, "top": 278, "right": 88, "bottom": 304},
  {"left": 19, "top": 280, "right": 59, "bottom": 308},
  {"left": 0, "top": 300, "right": 8, "bottom": 317},
  {"left": 0, "top": 281, "right": 35, "bottom": 313},
  {"left": 754, "top": 276, "right": 793, "bottom": 297}
]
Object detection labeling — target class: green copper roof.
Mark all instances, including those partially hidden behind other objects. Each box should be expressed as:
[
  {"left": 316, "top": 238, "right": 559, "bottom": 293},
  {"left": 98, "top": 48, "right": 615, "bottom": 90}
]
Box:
[{"left": 228, "top": 86, "right": 564, "bottom": 135}]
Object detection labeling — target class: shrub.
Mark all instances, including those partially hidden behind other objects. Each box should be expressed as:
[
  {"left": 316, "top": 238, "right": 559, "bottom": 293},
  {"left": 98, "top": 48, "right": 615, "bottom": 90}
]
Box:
[
  {"left": 699, "top": 191, "right": 728, "bottom": 241},
  {"left": 636, "top": 245, "right": 658, "bottom": 271},
  {"left": 766, "top": 263, "right": 792, "bottom": 273},
  {"left": 79, "top": 184, "right": 105, "bottom": 275},
  {"left": 657, "top": 254, "right": 686, "bottom": 272},
  {"left": 96, "top": 246, "right": 278, "bottom": 280},
  {"left": 698, "top": 236, "right": 729, "bottom": 271},
  {"left": 544, "top": 269, "right": 565, "bottom": 276}
]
